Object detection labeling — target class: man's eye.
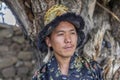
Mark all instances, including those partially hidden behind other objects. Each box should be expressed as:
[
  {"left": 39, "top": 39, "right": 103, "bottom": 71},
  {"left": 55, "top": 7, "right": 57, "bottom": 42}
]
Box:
[
  {"left": 71, "top": 32, "right": 76, "bottom": 34},
  {"left": 57, "top": 33, "right": 64, "bottom": 36}
]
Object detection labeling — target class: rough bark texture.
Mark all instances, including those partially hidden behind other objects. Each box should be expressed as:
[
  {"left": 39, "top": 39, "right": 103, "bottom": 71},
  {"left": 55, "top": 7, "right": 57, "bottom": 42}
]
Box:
[{"left": 1, "top": 0, "right": 120, "bottom": 80}]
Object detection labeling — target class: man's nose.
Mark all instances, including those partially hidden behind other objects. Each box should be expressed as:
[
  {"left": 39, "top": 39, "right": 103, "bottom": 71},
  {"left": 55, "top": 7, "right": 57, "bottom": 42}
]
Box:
[{"left": 64, "top": 34, "right": 71, "bottom": 43}]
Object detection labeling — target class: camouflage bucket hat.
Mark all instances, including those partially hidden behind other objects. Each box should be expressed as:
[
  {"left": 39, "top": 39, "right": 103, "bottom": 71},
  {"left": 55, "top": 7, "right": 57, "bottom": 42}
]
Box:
[{"left": 38, "top": 4, "right": 85, "bottom": 53}]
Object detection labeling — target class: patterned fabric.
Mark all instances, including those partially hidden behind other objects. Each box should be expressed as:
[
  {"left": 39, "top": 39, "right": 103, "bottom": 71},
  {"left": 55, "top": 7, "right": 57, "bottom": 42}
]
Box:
[
  {"left": 44, "top": 5, "right": 68, "bottom": 25},
  {"left": 32, "top": 53, "right": 103, "bottom": 80}
]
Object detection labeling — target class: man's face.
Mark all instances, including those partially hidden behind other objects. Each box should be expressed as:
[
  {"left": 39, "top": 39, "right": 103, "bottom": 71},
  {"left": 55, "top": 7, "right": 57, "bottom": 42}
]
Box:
[{"left": 45, "top": 21, "right": 78, "bottom": 59}]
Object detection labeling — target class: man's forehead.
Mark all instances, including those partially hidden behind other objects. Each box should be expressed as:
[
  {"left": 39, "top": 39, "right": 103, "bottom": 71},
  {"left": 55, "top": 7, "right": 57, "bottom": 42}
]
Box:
[{"left": 53, "top": 22, "right": 76, "bottom": 31}]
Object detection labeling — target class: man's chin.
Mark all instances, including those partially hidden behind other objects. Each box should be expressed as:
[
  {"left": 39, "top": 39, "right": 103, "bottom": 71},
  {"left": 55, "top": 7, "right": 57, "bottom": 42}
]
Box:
[{"left": 62, "top": 53, "right": 74, "bottom": 58}]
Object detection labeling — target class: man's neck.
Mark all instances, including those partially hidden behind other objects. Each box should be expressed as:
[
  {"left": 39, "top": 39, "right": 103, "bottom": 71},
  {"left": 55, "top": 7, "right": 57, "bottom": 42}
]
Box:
[{"left": 56, "top": 56, "right": 71, "bottom": 75}]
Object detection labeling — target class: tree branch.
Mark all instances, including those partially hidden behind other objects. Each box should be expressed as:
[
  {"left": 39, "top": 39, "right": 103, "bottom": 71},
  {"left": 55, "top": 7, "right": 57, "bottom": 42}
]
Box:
[{"left": 97, "top": 1, "right": 120, "bottom": 23}]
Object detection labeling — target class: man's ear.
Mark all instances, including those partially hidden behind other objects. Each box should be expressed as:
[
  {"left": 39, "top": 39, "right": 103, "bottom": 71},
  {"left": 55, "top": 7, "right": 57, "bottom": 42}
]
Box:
[{"left": 45, "top": 37, "right": 51, "bottom": 47}]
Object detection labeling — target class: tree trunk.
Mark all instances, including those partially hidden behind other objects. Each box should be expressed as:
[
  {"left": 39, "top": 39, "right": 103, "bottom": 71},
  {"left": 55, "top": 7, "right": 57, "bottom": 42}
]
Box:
[{"left": 1, "top": 0, "right": 120, "bottom": 79}]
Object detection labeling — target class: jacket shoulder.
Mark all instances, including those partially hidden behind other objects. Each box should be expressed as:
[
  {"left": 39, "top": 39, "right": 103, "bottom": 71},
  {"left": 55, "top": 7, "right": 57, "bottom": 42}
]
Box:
[{"left": 32, "top": 64, "right": 47, "bottom": 80}]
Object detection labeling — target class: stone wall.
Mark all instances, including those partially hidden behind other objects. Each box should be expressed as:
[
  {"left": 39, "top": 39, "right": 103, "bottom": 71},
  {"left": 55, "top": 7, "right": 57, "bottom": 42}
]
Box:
[{"left": 0, "top": 25, "right": 37, "bottom": 80}]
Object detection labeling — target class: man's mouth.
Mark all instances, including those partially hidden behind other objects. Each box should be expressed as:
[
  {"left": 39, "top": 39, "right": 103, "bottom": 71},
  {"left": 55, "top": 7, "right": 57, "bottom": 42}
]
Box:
[{"left": 64, "top": 45, "right": 74, "bottom": 50}]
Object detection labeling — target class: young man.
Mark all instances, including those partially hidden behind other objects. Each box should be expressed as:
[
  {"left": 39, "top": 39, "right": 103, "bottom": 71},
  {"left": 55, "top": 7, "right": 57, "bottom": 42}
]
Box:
[{"left": 32, "top": 5, "right": 103, "bottom": 80}]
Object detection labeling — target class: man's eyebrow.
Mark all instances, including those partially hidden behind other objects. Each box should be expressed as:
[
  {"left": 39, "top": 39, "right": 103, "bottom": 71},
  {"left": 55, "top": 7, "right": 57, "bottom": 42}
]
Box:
[
  {"left": 70, "top": 29, "right": 76, "bottom": 31},
  {"left": 60, "top": 28, "right": 76, "bottom": 31},
  {"left": 55, "top": 28, "right": 76, "bottom": 33},
  {"left": 55, "top": 30, "right": 65, "bottom": 33}
]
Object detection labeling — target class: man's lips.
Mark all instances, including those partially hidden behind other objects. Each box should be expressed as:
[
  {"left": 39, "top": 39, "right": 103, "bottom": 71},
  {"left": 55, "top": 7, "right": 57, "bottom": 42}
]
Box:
[{"left": 63, "top": 45, "right": 74, "bottom": 50}]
